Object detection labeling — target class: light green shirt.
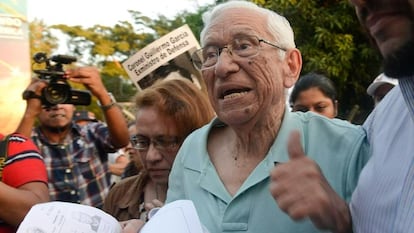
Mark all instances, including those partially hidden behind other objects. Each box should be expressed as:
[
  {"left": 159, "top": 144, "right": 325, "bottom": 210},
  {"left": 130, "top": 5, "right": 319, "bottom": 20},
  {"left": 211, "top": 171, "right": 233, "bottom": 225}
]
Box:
[{"left": 167, "top": 110, "right": 369, "bottom": 233}]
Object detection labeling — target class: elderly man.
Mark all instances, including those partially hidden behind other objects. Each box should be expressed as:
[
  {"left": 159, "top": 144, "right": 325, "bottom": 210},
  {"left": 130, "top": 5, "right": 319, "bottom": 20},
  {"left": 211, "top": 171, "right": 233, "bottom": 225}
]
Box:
[{"left": 163, "top": 1, "right": 370, "bottom": 233}]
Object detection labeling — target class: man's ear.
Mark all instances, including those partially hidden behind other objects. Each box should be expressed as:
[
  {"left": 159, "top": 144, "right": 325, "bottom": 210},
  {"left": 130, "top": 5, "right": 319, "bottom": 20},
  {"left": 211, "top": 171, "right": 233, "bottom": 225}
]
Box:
[{"left": 283, "top": 48, "right": 302, "bottom": 88}]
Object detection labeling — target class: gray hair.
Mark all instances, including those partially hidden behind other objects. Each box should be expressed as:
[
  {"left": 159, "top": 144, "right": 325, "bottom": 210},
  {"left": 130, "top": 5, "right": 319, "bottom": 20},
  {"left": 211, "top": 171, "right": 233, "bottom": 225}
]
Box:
[{"left": 200, "top": 0, "right": 296, "bottom": 50}]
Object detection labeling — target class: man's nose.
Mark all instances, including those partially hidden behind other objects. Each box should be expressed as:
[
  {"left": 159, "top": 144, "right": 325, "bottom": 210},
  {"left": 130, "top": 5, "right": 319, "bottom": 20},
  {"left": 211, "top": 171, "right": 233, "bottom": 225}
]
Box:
[
  {"left": 145, "top": 144, "right": 163, "bottom": 162},
  {"left": 214, "top": 48, "right": 239, "bottom": 77}
]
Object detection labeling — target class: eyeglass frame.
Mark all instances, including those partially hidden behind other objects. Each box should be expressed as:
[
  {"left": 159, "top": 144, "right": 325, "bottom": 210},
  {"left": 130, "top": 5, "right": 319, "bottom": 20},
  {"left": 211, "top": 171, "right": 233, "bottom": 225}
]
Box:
[
  {"left": 191, "top": 35, "right": 287, "bottom": 71},
  {"left": 130, "top": 134, "right": 181, "bottom": 153}
]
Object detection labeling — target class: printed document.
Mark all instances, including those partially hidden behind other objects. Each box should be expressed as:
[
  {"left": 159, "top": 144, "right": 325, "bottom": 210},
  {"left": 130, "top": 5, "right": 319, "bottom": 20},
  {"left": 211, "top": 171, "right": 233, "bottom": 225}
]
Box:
[{"left": 17, "top": 200, "right": 206, "bottom": 233}]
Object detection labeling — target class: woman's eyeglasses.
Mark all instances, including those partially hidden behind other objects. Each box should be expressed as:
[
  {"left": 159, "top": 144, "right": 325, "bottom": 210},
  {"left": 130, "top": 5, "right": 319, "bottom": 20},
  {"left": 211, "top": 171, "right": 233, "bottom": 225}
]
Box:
[{"left": 130, "top": 135, "right": 181, "bottom": 153}]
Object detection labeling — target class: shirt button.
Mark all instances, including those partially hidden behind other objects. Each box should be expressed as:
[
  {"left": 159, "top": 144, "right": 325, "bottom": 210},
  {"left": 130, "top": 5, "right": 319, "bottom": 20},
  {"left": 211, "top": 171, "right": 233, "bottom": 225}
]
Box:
[
  {"left": 65, "top": 169, "right": 71, "bottom": 173},
  {"left": 70, "top": 190, "right": 76, "bottom": 195}
]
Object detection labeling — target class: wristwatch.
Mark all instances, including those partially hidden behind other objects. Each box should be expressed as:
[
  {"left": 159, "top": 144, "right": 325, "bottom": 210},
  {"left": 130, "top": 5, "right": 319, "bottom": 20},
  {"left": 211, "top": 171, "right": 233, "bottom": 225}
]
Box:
[
  {"left": 97, "top": 92, "right": 119, "bottom": 111},
  {"left": 22, "top": 90, "right": 42, "bottom": 100},
  {"left": 100, "top": 101, "right": 118, "bottom": 111}
]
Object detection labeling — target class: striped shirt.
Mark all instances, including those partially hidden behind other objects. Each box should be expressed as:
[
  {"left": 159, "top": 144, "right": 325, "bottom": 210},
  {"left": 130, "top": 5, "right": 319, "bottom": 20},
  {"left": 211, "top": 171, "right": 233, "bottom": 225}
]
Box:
[
  {"left": 0, "top": 133, "right": 47, "bottom": 233},
  {"left": 351, "top": 77, "right": 414, "bottom": 233},
  {"left": 32, "top": 122, "right": 115, "bottom": 209}
]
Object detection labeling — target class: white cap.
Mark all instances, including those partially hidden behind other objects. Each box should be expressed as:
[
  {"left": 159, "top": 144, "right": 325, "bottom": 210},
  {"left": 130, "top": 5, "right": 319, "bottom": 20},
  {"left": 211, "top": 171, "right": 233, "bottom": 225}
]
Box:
[{"left": 367, "top": 73, "right": 398, "bottom": 96}]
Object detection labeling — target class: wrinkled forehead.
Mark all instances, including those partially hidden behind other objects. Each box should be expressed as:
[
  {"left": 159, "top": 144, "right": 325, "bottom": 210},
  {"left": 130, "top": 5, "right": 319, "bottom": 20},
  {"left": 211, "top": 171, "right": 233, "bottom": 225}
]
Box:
[{"left": 201, "top": 8, "right": 270, "bottom": 45}]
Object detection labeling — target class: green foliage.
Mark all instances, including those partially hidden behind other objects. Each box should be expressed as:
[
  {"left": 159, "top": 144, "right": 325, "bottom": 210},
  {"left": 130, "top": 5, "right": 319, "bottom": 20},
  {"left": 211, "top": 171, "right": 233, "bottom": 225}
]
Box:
[
  {"left": 29, "top": 5, "right": 211, "bottom": 121},
  {"left": 30, "top": 0, "right": 381, "bottom": 123},
  {"left": 29, "top": 19, "right": 59, "bottom": 62}
]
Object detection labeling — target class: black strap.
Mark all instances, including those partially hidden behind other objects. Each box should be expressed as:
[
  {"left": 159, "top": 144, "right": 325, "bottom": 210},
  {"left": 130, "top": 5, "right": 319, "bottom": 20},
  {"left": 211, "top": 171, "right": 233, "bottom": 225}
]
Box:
[
  {"left": 22, "top": 90, "right": 42, "bottom": 100},
  {"left": 0, "top": 135, "right": 10, "bottom": 181}
]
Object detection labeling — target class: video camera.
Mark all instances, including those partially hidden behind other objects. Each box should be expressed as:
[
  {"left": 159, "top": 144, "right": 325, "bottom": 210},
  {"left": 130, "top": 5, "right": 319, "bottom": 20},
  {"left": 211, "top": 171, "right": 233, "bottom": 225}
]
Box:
[{"left": 32, "top": 52, "right": 91, "bottom": 106}]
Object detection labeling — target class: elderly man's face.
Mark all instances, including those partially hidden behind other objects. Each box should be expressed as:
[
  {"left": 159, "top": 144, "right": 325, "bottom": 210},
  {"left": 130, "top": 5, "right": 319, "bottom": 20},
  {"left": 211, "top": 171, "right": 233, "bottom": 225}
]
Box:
[
  {"left": 200, "top": 8, "right": 299, "bottom": 126},
  {"left": 349, "top": 0, "right": 414, "bottom": 77}
]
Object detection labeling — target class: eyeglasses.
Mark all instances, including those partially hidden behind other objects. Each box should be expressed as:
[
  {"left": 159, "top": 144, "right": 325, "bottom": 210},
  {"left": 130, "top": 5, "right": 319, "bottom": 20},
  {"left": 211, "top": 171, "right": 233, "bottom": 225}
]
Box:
[
  {"left": 191, "top": 35, "right": 287, "bottom": 70},
  {"left": 130, "top": 135, "right": 181, "bottom": 153}
]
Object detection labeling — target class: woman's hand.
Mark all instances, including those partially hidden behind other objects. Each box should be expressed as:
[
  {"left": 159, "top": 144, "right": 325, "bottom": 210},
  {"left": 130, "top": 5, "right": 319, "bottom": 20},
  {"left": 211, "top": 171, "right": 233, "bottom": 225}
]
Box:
[
  {"left": 120, "top": 219, "right": 145, "bottom": 233},
  {"left": 144, "top": 199, "right": 164, "bottom": 212}
]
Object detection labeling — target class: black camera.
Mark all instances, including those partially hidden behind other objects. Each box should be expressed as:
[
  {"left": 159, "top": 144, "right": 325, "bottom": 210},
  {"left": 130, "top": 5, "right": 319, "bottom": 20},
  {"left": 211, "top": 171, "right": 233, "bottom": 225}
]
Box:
[{"left": 32, "top": 52, "right": 91, "bottom": 106}]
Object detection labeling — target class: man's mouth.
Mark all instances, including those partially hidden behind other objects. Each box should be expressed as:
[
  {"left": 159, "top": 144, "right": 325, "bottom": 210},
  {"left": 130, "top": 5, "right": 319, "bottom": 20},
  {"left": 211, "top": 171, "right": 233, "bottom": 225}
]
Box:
[
  {"left": 50, "top": 114, "right": 65, "bottom": 118},
  {"left": 221, "top": 88, "right": 251, "bottom": 99}
]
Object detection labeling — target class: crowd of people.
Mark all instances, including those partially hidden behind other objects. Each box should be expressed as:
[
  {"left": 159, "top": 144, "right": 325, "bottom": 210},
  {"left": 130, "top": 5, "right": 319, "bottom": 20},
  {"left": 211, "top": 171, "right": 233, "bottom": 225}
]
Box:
[{"left": 1, "top": 0, "right": 412, "bottom": 232}]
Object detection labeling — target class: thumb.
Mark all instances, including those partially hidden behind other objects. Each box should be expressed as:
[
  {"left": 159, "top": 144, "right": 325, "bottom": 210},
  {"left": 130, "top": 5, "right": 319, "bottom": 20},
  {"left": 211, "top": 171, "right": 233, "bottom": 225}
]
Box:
[{"left": 287, "top": 130, "right": 305, "bottom": 160}]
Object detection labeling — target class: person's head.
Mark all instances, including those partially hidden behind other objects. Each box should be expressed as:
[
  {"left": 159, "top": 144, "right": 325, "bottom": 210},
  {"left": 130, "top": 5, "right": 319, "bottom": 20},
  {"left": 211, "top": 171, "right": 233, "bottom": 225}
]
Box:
[
  {"left": 289, "top": 72, "right": 338, "bottom": 118},
  {"left": 348, "top": 0, "right": 414, "bottom": 78},
  {"left": 191, "top": 0, "right": 301, "bottom": 126},
  {"left": 131, "top": 78, "right": 215, "bottom": 185},
  {"left": 125, "top": 122, "right": 141, "bottom": 171},
  {"left": 367, "top": 73, "right": 398, "bottom": 106},
  {"left": 38, "top": 104, "right": 76, "bottom": 132}
]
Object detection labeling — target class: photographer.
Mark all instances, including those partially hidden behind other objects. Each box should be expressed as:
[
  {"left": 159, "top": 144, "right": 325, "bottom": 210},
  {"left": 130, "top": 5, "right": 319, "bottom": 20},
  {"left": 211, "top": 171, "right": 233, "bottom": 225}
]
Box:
[{"left": 16, "top": 65, "right": 129, "bottom": 209}]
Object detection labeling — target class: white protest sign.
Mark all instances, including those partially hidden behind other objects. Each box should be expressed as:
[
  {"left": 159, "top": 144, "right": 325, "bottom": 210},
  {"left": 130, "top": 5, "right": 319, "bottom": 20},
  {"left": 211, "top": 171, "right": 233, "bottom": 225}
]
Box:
[{"left": 122, "top": 24, "right": 200, "bottom": 90}]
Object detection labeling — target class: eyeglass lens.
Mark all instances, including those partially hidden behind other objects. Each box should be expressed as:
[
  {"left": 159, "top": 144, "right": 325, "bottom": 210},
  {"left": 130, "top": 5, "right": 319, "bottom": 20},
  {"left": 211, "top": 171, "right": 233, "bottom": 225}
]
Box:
[{"left": 130, "top": 135, "right": 180, "bottom": 152}]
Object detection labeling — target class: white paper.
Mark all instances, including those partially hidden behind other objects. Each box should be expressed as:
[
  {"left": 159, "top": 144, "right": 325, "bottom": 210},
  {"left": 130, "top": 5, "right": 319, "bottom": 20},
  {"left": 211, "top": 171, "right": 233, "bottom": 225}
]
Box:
[
  {"left": 17, "top": 201, "right": 122, "bottom": 233},
  {"left": 140, "top": 200, "right": 205, "bottom": 233}
]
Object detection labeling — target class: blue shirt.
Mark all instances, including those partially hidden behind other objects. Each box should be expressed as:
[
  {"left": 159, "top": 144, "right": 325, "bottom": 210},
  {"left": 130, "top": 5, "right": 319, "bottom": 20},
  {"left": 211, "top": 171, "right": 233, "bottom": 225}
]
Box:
[
  {"left": 32, "top": 122, "right": 115, "bottom": 209},
  {"left": 167, "top": 110, "right": 369, "bottom": 233},
  {"left": 351, "top": 78, "right": 414, "bottom": 233}
]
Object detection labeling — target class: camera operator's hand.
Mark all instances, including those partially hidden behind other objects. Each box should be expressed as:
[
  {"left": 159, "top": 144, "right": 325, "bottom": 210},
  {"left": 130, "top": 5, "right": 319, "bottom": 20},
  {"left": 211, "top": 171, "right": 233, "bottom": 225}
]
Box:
[
  {"left": 65, "top": 66, "right": 129, "bottom": 148},
  {"left": 16, "top": 78, "right": 48, "bottom": 137},
  {"left": 65, "top": 67, "right": 109, "bottom": 103}
]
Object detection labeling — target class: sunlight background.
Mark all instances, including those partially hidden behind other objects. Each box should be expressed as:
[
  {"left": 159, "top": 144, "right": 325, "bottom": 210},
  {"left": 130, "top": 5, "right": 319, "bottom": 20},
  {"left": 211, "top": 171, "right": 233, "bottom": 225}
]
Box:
[{"left": 0, "top": 0, "right": 214, "bottom": 134}]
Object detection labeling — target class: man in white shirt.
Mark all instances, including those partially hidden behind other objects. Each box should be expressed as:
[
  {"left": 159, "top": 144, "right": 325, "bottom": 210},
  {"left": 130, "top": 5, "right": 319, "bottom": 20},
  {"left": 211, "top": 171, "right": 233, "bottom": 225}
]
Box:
[{"left": 348, "top": 1, "right": 414, "bottom": 232}]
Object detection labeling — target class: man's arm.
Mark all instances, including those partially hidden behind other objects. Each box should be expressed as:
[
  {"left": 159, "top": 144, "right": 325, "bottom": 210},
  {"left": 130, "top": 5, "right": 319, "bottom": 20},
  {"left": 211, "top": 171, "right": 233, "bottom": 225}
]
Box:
[
  {"left": 0, "top": 182, "right": 49, "bottom": 226},
  {"left": 0, "top": 133, "right": 49, "bottom": 226},
  {"left": 66, "top": 67, "right": 129, "bottom": 148},
  {"left": 109, "top": 151, "right": 129, "bottom": 176},
  {"left": 15, "top": 80, "right": 47, "bottom": 137}
]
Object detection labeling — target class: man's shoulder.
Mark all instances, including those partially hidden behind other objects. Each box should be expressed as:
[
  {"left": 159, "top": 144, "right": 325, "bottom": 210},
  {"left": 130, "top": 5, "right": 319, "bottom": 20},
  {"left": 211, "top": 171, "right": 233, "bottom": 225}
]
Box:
[
  {"left": 364, "top": 86, "right": 409, "bottom": 140},
  {"left": 107, "top": 173, "right": 146, "bottom": 205},
  {"left": 7, "top": 132, "right": 31, "bottom": 142},
  {"left": 110, "top": 173, "right": 145, "bottom": 192},
  {"left": 363, "top": 87, "right": 403, "bottom": 126},
  {"left": 292, "top": 111, "right": 364, "bottom": 135},
  {"left": 6, "top": 133, "right": 40, "bottom": 156}
]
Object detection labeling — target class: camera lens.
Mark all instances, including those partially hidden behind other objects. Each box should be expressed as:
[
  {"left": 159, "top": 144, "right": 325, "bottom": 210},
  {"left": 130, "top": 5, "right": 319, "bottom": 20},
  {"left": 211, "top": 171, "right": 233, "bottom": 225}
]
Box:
[{"left": 43, "top": 82, "right": 71, "bottom": 105}]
